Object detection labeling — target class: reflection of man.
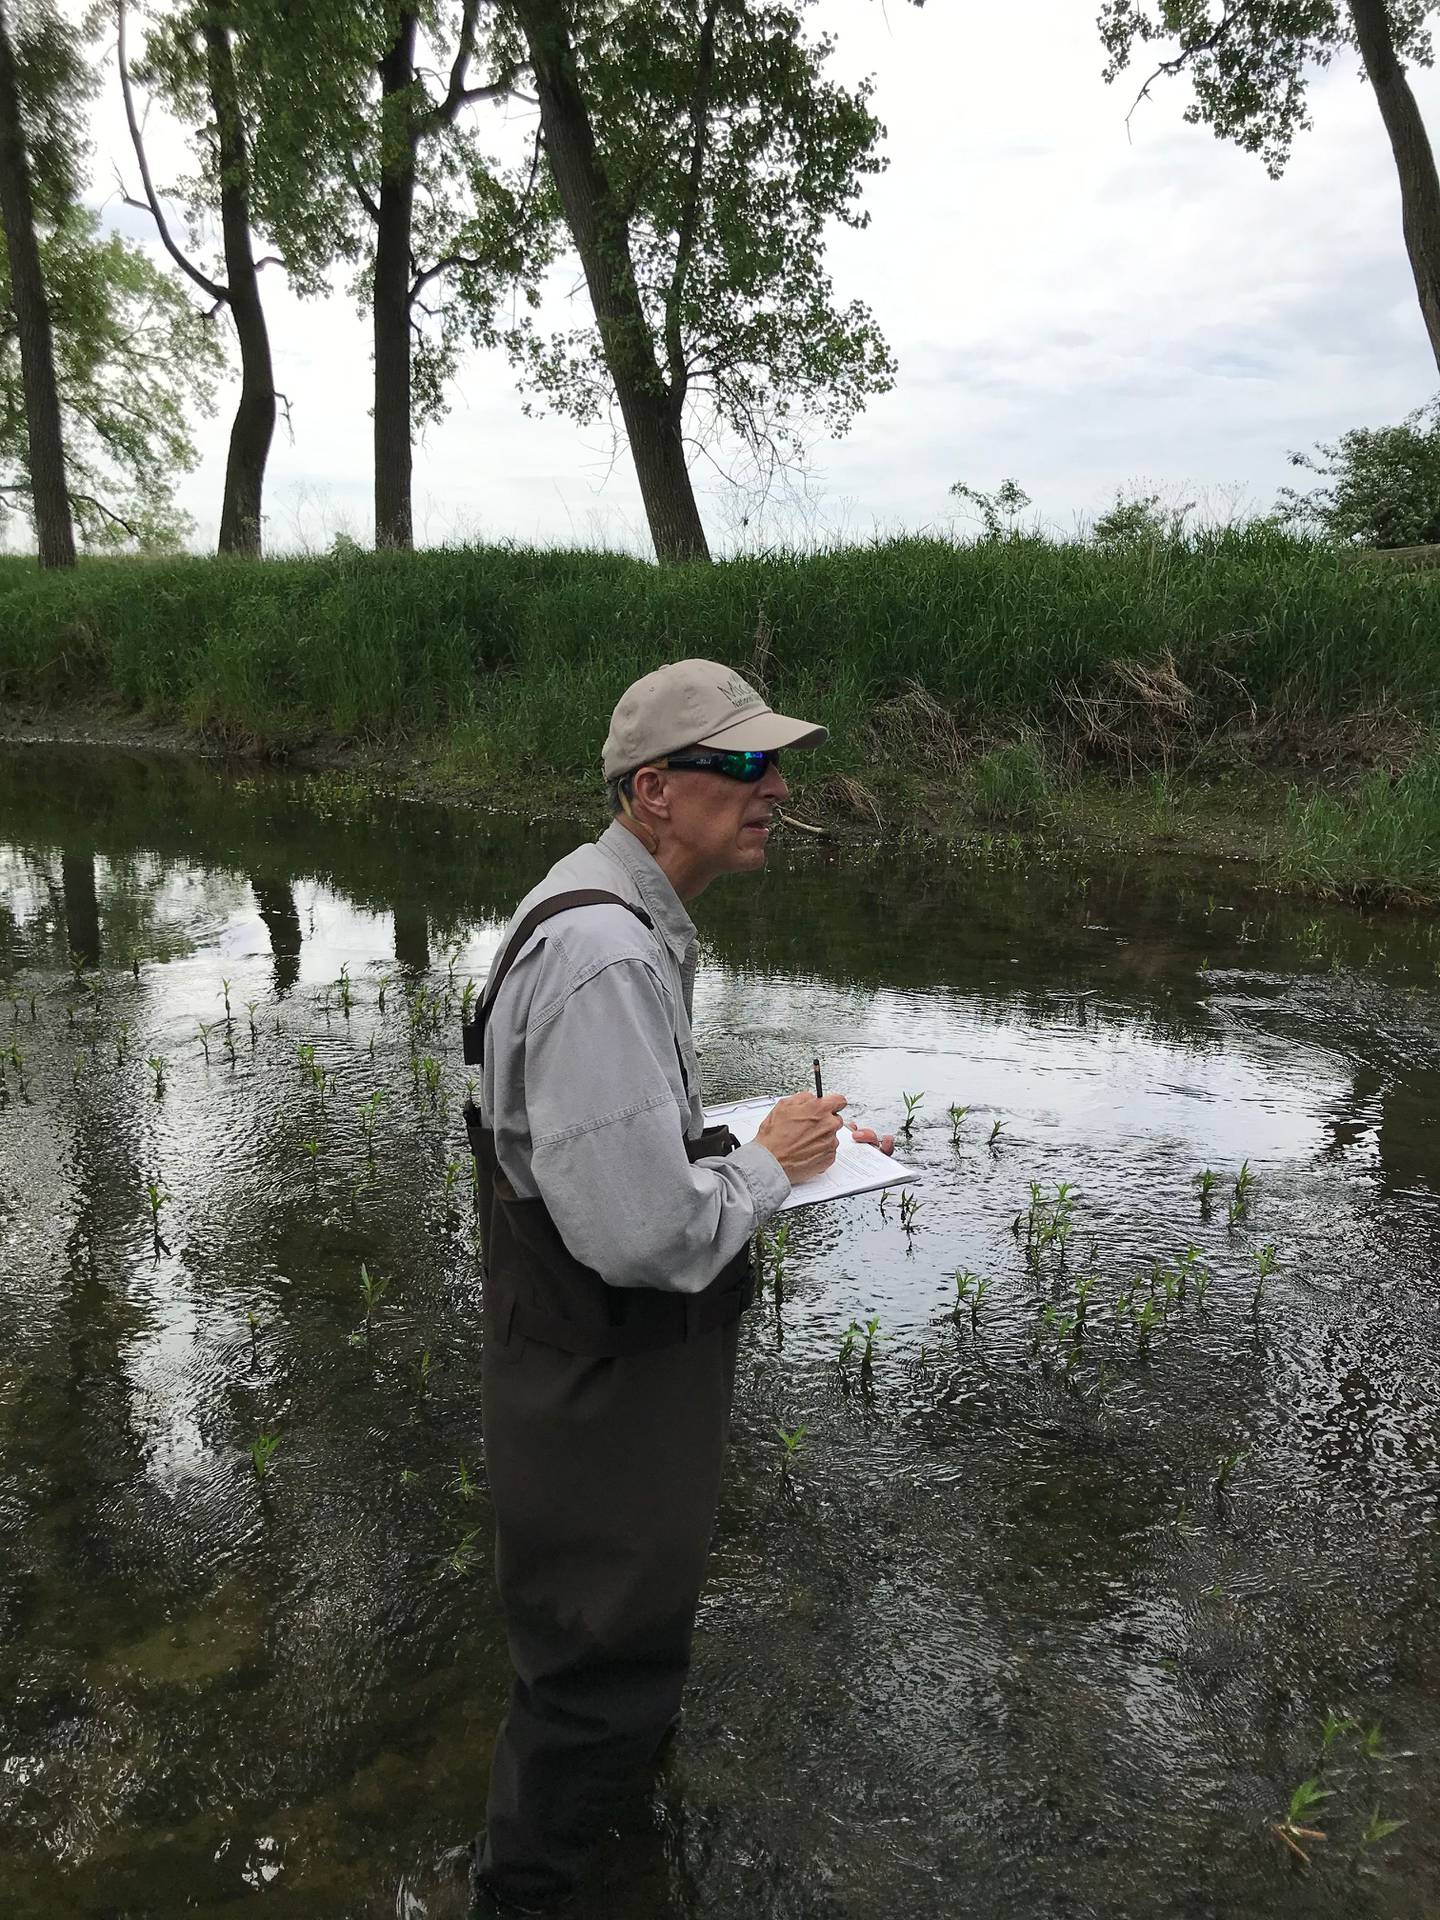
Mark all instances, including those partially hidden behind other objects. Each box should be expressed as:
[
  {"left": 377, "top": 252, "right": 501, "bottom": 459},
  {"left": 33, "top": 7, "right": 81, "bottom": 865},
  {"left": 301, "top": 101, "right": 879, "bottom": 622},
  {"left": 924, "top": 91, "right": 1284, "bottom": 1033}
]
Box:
[{"left": 462, "top": 660, "right": 891, "bottom": 1914}]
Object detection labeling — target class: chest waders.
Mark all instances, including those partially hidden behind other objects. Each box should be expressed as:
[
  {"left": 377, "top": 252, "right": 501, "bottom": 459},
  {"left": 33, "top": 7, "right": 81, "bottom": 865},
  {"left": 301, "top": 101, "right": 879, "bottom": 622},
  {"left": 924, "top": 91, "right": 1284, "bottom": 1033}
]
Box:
[{"left": 461, "top": 890, "right": 755, "bottom": 1909}]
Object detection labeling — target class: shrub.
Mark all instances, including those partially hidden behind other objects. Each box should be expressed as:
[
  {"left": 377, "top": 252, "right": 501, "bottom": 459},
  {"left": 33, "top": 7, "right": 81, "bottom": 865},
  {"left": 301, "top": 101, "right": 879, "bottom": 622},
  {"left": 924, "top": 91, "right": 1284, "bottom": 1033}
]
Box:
[{"left": 1277, "top": 396, "right": 1440, "bottom": 549}]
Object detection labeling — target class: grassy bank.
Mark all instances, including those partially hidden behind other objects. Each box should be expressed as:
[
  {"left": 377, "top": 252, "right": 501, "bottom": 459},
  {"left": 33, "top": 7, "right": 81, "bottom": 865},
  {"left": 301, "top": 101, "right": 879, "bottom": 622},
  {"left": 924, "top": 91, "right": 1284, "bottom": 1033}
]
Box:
[{"left": 2, "top": 530, "right": 1438, "bottom": 902}]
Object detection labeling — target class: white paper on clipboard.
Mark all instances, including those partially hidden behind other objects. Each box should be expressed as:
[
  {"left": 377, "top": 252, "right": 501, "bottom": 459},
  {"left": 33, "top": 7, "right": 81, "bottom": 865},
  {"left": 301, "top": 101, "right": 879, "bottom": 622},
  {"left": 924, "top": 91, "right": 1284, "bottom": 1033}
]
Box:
[{"left": 703, "top": 1096, "right": 921, "bottom": 1214}]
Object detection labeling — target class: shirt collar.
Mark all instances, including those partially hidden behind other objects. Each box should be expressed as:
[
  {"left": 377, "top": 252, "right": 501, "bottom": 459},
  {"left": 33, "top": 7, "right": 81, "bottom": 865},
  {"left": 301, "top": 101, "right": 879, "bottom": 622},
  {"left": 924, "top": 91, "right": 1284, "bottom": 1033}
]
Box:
[{"left": 597, "top": 820, "right": 697, "bottom": 960}]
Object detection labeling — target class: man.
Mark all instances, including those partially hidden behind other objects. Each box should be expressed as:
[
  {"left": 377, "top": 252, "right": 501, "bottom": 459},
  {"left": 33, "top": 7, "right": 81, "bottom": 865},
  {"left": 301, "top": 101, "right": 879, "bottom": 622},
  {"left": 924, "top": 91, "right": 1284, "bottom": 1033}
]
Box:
[{"left": 461, "top": 659, "right": 892, "bottom": 1914}]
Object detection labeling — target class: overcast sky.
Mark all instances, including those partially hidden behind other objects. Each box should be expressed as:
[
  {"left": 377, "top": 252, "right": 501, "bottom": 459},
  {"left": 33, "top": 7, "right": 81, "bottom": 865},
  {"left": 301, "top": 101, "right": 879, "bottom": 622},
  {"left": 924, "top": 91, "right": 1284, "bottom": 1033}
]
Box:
[{"left": 84, "top": 1, "right": 1440, "bottom": 556}]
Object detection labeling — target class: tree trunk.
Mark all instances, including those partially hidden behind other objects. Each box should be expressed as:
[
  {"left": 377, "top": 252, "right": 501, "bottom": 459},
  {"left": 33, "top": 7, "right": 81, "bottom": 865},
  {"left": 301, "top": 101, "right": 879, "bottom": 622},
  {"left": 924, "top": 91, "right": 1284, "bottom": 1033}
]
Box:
[
  {"left": 203, "top": 10, "right": 275, "bottom": 557},
  {"left": 374, "top": 11, "right": 417, "bottom": 551},
  {"left": 1349, "top": 0, "right": 1440, "bottom": 375},
  {"left": 0, "top": 0, "right": 75, "bottom": 567},
  {"left": 511, "top": 0, "right": 711, "bottom": 563}
]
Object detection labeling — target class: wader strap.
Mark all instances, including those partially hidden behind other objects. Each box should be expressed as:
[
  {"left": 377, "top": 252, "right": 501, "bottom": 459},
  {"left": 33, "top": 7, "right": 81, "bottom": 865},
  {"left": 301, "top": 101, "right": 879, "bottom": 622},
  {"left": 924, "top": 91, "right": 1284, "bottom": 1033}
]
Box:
[{"left": 461, "top": 888, "right": 653, "bottom": 1066}]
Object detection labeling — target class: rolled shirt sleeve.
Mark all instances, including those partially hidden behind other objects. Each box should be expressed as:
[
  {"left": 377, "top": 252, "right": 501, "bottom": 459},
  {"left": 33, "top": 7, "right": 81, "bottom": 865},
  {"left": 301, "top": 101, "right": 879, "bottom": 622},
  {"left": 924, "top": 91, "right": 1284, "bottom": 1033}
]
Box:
[{"left": 522, "top": 954, "right": 790, "bottom": 1294}]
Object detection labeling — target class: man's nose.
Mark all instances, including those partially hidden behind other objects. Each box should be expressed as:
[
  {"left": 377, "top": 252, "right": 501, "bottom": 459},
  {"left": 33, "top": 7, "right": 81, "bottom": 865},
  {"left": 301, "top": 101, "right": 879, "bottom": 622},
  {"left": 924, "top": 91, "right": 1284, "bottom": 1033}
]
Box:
[{"left": 760, "top": 763, "right": 790, "bottom": 801}]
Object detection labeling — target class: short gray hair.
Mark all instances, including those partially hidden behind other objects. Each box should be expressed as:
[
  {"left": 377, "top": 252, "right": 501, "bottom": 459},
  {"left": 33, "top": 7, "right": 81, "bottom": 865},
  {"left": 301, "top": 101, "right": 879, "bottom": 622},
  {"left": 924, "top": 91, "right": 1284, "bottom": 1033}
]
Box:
[{"left": 606, "top": 772, "right": 632, "bottom": 815}]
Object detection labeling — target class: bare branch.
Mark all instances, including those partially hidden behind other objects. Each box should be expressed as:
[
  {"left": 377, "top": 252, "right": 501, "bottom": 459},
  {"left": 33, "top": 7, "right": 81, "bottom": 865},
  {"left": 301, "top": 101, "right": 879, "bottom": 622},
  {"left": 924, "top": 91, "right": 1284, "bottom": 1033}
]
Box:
[
  {"left": 116, "top": 0, "right": 227, "bottom": 307},
  {"left": 68, "top": 490, "right": 143, "bottom": 539}
]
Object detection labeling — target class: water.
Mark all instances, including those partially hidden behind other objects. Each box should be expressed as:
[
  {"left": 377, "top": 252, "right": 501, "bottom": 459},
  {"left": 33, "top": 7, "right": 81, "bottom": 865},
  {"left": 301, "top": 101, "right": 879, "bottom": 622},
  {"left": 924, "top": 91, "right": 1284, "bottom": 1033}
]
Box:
[{"left": 2, "top": 744, "right": 1439, "bottom": 1919}]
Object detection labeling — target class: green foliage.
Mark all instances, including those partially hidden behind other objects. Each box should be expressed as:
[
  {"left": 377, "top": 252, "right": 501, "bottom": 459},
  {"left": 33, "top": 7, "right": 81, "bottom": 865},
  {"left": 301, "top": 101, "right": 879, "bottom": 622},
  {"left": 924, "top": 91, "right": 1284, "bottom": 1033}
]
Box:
[
  {"left": 3, "top": 529, "right": 1440, "bottom": 778},
  {"left": 1282, "top": 747, "right": 1440, "bottom": 897},
  {"left": 196, "top": 0, "right": 559, "bottom": 427},
  {"left": 948, "top": 477, "right": 1032, "bottom": 541},
  {"left": 968, "top": 738, "right": 1054, "bottom": 826},
  {"left": 4, "top": 0, "right": 100, "bottom": 221},
  {"left": 1098, "top": 1, "right": 1437, "bottom": 178},
  {"left": 1092, "top": 488, "right": 1194, "bottom": 549},
  {"left": 1277, "top": 396, "right": 1440, "bottom": 548},
  {"left": 0, "top": 209, "right": 221, "bottom": 549},
  {"left": 503, "top": 0, "right": 894, "bottom": 472}
]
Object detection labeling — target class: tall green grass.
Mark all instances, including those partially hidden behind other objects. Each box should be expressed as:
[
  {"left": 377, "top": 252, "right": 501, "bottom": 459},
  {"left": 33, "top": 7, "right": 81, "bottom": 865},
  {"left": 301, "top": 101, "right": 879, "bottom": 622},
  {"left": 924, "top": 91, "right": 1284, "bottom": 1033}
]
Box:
[
  {"left": 1282, "top": 749, "right": 1440, "bottom": 899},
  {"left": 2, "top": 529, "right": 1437, "bottom": 778}
]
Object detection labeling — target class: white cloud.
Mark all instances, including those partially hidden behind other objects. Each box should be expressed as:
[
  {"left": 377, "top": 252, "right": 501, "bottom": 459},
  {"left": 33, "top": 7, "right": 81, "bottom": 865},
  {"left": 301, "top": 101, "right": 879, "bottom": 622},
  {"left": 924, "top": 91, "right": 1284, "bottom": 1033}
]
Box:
[{"left": 78, "top": 0, "right": 1440, "bottom": 554}]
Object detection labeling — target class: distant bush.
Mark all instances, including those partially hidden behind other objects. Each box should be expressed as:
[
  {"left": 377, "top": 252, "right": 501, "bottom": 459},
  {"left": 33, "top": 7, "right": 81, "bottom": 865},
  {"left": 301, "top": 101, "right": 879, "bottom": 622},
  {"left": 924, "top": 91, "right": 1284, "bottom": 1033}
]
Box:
[
  {"left": 1092, "top": 489, "right": 1194, "bottom": 549},
  {"left": 1278, "top": 396, "right": 1440, "bottom": 549}
]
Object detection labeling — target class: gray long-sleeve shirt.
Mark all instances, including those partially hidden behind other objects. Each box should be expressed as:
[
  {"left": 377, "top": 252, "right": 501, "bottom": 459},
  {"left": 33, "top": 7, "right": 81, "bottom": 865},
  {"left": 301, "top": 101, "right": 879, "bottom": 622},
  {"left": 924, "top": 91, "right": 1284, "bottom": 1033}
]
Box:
[{"left": 478, "top": 821, "right": 791, "bottom": 1294}]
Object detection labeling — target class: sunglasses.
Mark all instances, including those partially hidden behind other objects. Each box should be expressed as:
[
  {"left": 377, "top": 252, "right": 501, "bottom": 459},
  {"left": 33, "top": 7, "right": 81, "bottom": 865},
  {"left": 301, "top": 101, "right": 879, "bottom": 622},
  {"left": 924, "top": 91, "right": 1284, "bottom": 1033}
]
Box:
[{"left": 659, "top": 750, "right": 779, "bottom": 783}]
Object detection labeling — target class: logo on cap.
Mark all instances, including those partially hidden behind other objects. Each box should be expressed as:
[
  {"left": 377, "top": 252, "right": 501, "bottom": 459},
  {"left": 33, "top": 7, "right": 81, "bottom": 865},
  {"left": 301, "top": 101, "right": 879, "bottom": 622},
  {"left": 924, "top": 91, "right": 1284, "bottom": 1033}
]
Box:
[{"left": 717, "top": 673, "right": 760, "bottom": 710}]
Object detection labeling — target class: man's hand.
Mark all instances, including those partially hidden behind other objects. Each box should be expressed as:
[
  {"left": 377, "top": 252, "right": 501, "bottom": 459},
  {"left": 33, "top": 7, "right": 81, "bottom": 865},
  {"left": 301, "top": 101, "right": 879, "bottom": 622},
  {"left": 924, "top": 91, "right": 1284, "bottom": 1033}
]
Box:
[
  {"left": 755, "top": 1092, "right": 847, "bottom": 1184},
  {"left": 848, "top": 1123, "right": 895, "bottom": 1156}
]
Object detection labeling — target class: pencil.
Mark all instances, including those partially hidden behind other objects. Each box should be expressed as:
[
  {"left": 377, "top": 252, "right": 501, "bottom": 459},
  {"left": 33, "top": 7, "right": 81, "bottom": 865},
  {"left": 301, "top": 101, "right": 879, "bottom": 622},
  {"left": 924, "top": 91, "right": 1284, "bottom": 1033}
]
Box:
[{"left": 813, "top": 1057, "right": 823, "bottom": 1098}]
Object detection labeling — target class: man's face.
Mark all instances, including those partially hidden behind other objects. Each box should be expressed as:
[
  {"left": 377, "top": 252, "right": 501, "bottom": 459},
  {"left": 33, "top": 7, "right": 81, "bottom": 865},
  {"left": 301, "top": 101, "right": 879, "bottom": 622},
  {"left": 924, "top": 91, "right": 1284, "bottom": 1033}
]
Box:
[{"left": 641, "top": 753, "right": 791, "bottom": 896}]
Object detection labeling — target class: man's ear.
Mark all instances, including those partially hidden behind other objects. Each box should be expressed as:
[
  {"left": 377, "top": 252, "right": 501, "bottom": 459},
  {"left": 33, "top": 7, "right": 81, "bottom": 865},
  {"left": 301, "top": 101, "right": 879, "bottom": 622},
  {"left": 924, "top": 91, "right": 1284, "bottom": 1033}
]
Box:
[{"left": 630, "top": 766, "right": 672, "bottom": 821}]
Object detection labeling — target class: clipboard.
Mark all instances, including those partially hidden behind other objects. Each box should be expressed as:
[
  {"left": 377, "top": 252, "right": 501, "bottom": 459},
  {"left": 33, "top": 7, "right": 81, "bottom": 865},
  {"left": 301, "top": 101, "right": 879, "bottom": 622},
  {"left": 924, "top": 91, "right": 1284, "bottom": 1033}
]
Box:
[{"left": 703, "top": 1096, "right": 921, "bottom": 1214}]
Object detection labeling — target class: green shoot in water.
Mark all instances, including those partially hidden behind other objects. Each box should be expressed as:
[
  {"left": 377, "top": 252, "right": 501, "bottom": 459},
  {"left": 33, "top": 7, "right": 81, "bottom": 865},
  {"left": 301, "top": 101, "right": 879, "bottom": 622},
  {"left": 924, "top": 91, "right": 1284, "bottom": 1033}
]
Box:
[
  {"left": 358, "top": 1087, "right": 385, "bottom": 1157},
  {"left": 1194, "top": 1168, "right": 1218, "bottom": 1206},
  {"left": 416, "top": 1349, "right": 432, "bottom": 1395},
  {"left": 1132, "top": 1297, "right": 1162, "bottom": 1349},
  {"left": 338, "top": 965, "right": 353, "bottom": 1016},
  {"left": 1214, "top": 1449, "right": 1244, "bottom": 1494},
  {"left": 899, "top": 1189, "right": 921, "bottom": 1233},
  {"left": 452, "top": 1457, "right": 476, "bottom": 1501},
  {"left": 952, "top": 1270, "right": 979, "bottom": 1318},
  {"left": 947, "top": 1102, "right": 969, "bottom": 1143},
  {"left": 114, "top": 1019, "right": 130, "bottom": 1065},
  {"left": 988, "top": 1117, "right": 1004, "bottom": 1147},
  {"left": 245, "top": 1000, "right": 259, "bottom": 1044},
  {"left": 147, "top": 1055, "right": 166, "bottom": 1096},
  {"left": 250, "top": 1432, "right": 281, "bottom": 1479},
  {"left": 859, "top": 1313, "right": 882, "bottom": 1374},
  {"left": 1272, "top": 1777, "right": 1330, "bottom": 1865},
  {"left": 221, "top": 978, "right": 232, "bottom": 1023},
  {"left": 359, "top": 1263, "right": 388, "bottom": 1321},
  {"left": 1253, "top": 1244, "right": 1277, "bottom": 1304},
  {"left": 1317, "top": 1708, "right": 1356, "bottom": 1754},
  {"left": 302, "top": 1138, "right": 320, "bottom": 1181},
  {"left": 765, "top": 1219, "right": 792, "bottom": 1290},
  {"left": 839, "top": 1320, "right": 859, "bottom": 1367},
  {"left": 145, "top": 1179, "right": 168, "bottom": 1224},
  {"left": 775, "top": 1423, "right": 807, "bottom": 1455},
  {"left": 447, "top": 1527, "right": 482, "bottom": 1575},
  {"left": 1357, "top": 1808, "right": 1406, "bottom": 1852},
  {"left": 377, "top": 975, "right": 390, "bottom": 1014},
  {"left": 196, "top": 1022, "right": 212, "bottom": 1063},
  {"left": 900, "top": 1090, "right": 924, "bottom": 1137}
]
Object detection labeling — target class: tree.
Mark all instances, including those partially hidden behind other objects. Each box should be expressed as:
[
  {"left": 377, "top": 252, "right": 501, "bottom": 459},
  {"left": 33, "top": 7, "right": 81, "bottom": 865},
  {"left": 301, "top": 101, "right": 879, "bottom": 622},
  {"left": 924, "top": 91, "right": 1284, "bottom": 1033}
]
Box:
[
  {"left": 1, "top": 208, "right": 222, "bottom": 547},
  {"left": 500, "top": 0, "right": 895, "bottom": 563},
  {"left": 1098, "top": 1, "right": 1440, "bottom": 376},
  {"left": 0, "top": 0, "right": 88, "bottom": 566},
  {"left": 220, "top": 1, "right": 554, "bottom": 551},
  {"left": 119, "top": 0, "right": 279, "bottom": 555},
  {"left": 1277, "top": 393, "right": 1440, "bottom": 543}
]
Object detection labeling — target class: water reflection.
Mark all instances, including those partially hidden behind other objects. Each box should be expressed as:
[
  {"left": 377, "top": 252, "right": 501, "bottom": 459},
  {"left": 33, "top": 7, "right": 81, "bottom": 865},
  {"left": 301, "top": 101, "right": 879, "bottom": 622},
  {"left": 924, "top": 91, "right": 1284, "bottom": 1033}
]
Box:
[{"left": 1, "top": 743, "right": 1439, "bottom": 1920}]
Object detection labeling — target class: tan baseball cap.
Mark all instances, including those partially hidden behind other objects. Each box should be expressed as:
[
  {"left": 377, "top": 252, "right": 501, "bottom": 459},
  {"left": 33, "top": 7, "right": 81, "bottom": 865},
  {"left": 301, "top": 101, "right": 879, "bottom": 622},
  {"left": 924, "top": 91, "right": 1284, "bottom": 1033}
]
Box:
[{"left": 602, "top": 658, "right": 828, "bottom": 781}]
